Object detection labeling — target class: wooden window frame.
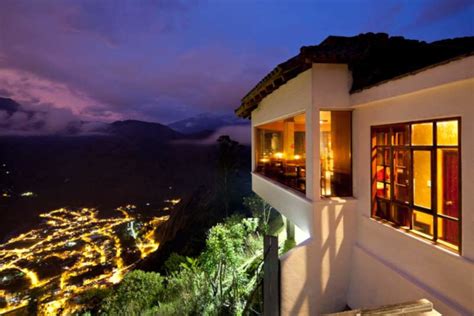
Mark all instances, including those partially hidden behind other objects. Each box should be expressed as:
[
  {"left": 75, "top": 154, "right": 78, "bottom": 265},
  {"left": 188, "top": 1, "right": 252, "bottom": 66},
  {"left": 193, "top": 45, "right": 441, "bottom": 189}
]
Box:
[{"left": 370, "top": 117, "right": 462, "bottom": 253}]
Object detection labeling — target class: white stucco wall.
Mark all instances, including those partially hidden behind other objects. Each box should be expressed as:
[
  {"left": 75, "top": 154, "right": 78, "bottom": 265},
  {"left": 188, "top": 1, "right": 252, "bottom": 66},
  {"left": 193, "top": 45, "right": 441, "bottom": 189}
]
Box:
[
  {"left": 280, "top": 199, "right": 357, "bottom": 316},
  {"left": 252, "top": 173, "right": 313, "bottom": 235},
  {"left": 348, "top": 57, "right": 474, "bottom": 315}
]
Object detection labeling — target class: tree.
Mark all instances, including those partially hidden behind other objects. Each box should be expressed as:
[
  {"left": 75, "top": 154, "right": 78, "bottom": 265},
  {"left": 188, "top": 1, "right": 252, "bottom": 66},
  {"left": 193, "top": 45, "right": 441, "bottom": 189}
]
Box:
[
  {"left": 216, "top": 135, "right": 242, "bottom": 217},
  {"left": 163, "top": 252, "right": 187, "bottom": 274},
  {"left": 199, "top": 216, "right": 262, "bottom": 315},
  {"left": 243, "top": 193, "right": 274, "bottom": 234},
  {"left": 90, "top": 213, "right": 265, "bottom": 316},
  {"left": 99, "top": 270, "right": 164, "bottom": 316}
]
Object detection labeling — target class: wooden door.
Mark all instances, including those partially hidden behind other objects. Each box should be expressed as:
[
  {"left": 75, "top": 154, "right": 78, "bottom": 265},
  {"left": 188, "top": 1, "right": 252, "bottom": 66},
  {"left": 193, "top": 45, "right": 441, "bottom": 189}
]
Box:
[{"left": 442, "top": 150, "right": 459, "bottom": 245}]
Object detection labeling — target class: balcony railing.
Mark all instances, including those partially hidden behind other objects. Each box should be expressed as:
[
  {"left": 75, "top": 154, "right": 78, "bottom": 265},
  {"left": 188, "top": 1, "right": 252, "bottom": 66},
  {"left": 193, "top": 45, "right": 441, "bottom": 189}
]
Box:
[{"left": 255, "top": 158, "right": 306, "bottom": 194}]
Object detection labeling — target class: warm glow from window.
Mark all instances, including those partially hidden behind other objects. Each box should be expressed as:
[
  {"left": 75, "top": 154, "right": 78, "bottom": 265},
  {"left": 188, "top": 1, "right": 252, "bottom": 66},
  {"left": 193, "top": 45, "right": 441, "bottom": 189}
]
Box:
[
  {"left": 413, "top": 151, "right": 431, "bottom": 209},
  {"left": 437, "top": 120, "right": 458, "bottom": 145},
  {"left": 411, "top": 123, "right": 433, "bottom": 145},
  {"left": 372, "top": 118, "right": 460, "bottom": 252},
  {"left": 320, "top": 110, "right": 352, "bottom": 197},
  {"left": 255, "top": 113, "right": 306, "bottom": 193},
  {"left": 413, "top": 210, "right": 433, "bottom": 237}
]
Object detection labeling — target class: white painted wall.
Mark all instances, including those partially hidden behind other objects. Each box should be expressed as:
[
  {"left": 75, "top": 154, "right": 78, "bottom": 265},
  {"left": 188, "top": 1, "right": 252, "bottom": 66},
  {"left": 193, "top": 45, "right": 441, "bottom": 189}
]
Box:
[
  {"left": 279, "top": 199, "right": 357, "bottom": 316},
  {"left": 252, "top": 173, "right": 313, "bottom": 236},
  {"left": 349, "top": 57, "right": 474, "bottom": 315}
]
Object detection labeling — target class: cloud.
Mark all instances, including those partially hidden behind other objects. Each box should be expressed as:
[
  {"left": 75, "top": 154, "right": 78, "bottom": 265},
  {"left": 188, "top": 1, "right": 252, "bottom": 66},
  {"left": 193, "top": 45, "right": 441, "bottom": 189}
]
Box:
[
  {"left": 207, "top": 125, "right": 250, "bottom": 145},
  {"left": 0, "top": 103, "right": 108, "bottom": 136},
  {"left": 0, "top": 68, "right": 122, "bottom": 122},
  {"left": 0, "top": 0, "right": 280, "bottom": 127},
  {"left": 177, "top": 124, "right": 251, "bottom": 146}
]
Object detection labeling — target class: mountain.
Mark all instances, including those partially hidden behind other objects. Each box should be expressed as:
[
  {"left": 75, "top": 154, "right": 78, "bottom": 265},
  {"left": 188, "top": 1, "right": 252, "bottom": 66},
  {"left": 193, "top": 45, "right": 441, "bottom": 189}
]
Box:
[
  {"left": 106, "top": 120, "right": 183, "bottom": 142},
  {"left": 0, "top": 110, "right": 251, "bottom": 239},
  {"left": 0, "top": 97, "right": 20, "bottom": 115},
  {"left": 168, "top": 113, "right": 249, "bottom": 134}
]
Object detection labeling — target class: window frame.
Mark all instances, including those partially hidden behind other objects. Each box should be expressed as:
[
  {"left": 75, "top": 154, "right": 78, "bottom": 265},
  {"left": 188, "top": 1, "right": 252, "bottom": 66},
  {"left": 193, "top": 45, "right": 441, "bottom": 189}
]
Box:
[
  {"left": 319, "top": 110, "right": 353, "bottom": 198},
  {"left": 370, "top": 117, "right": 462, "bottom": 253},
  {"left": 254, "top": 112, "right": 307, "bottom": 194}
]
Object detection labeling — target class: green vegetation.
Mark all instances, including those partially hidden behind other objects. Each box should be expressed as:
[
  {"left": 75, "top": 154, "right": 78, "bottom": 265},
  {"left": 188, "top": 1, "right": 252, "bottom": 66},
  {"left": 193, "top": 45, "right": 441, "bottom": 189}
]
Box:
[
  {"left": 85, "top": 214, "right": 265, "bottom": 315},
  {"left": 216, "top": 135, "right": 244, "bottom": 217},
  {"left": 77, "top": 190, "right": 303, "bottom": 316}
]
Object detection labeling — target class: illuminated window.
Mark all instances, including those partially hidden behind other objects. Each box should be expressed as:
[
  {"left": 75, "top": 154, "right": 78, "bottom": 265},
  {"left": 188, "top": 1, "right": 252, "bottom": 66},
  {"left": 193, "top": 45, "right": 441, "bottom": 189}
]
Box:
[
  {"left": 255, "top": 113, "right": 306, "bottom": 193},
  {"left": 371, "top": 118, "right": 461, "bottom": 252},
  {"left": 320, "top": 111, "right": 352, "bottom": 197}
]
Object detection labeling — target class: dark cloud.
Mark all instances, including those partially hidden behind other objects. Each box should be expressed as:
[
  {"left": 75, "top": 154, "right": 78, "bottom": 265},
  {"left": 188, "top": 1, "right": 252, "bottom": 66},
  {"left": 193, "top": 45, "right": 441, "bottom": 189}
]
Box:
[
  {"left": 0, "top": 0, "right": 275, "bottom": 125},
  {"left": 0, "top": 103, "right": 107, "bottom": 136},
  {"left": 0, "top": 0, "right": 471, "bottom": 133}
]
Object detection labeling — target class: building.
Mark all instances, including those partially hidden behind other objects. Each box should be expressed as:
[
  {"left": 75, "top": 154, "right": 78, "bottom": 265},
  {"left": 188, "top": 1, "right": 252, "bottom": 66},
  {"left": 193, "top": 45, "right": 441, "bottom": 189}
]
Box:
[{"left": 235, "top": 33, "right": 474, "bottom": 315}]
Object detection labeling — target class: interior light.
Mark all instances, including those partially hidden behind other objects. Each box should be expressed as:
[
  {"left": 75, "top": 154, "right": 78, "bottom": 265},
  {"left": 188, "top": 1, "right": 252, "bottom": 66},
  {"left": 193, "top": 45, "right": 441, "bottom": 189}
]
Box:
[{"left": 274, "top": 152, "right": 284, "bottom": 159}]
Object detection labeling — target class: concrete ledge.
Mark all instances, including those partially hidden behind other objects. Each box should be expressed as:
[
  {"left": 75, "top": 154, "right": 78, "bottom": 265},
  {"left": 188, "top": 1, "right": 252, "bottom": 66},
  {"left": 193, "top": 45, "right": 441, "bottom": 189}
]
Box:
[
  {"left": 252, "top": 172, "right": 313, "bottom": 236},
  {"left": 324, "top": 299, "right": 440, "bottom": 315}
]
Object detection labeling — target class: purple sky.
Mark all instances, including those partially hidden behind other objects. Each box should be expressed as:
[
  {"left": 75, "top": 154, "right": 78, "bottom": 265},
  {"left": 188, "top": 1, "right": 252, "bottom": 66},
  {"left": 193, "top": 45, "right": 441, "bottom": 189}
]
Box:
[{"left": 0, "top": 0, "right": 472, "bottom": 125}]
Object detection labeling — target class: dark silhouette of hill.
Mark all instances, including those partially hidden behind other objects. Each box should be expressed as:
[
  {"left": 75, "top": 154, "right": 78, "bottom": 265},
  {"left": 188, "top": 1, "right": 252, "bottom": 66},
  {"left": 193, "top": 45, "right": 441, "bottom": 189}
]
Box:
[
  {"left": 107, "top": 120, "right": 183, "bottom": 141},
  {"left": 0, "top": 119, "right": 251, "bottom": 244}
]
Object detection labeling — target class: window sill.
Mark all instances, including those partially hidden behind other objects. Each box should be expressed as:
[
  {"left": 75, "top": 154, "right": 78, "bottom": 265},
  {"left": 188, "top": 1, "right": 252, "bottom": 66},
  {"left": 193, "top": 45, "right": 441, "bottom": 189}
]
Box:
[
  {"left": 366, "top": 215, "right": 462, "bottom": 257},
  {"left": 251, "top": 172, "right": 310, "bottom": 202}
]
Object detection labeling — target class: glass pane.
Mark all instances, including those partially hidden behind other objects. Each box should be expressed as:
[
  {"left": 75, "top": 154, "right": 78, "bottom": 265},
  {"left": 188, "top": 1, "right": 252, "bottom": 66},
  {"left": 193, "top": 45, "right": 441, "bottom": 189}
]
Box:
[
  {"left": 294, "top": 132, "right": 305, "bottom": 155},
  {"left": 385, "top": 167, "right": 391, "bottom": 183},
  {"left": 320, "top": 111, "right": 352, "bottom": 197},
  {"left": 437, "top": 217, "right": 459, "bottom": 248},
  {"left": 384, "top": 149, "right": 390, "bottom": 166},
  {"left": 376, "top": 149, "right": 384, "bottom": 165},
  {"left": 393, "top": 150, "right": 410, "bottom": 202},
  {"left": 413, "top": 151, "right": 431, "bottom": 209},
  {"left": 375, "top": 199, "right": 390, "bottom": 220},
  {"left": 376, "top": 129, "right": 389, "bottom": 145},
  {"left": 375, "top": 166, "right": 391, "bottom": 183},
  {"left": 437, "top": 120, "right": 458, "bottom": 146},
  {"left": 376, "top": 182, "right": 390, "bottom": 199},
  {"left": 376, "top": 166, "right": 384, "bottom": 182},
  {"left": 392, "top": 125, "right": 409, "bottom": 145},
  {"left": 391, "top": 204, "right": 411, "bottom": 228},
  {"left": 412, "top": 210, "right": 433, "bottom": 238},
  {"left": 437, "top": 149, "right": 459, "bottom": 218},
  {"left": 411, "top": 123, "right": 433, "bottom": 145},
  {"left": 255, "top": 114, "right": 306, "bottom": 193},
  {"left": 394, "top": 184, "right": 409, "bottom": 203}
]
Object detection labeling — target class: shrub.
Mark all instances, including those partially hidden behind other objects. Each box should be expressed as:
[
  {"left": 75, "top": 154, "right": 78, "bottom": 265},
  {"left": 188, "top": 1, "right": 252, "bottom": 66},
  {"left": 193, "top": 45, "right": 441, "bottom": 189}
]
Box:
[{"left": 99, "top": 270, "right": 164, "bottom": 316}]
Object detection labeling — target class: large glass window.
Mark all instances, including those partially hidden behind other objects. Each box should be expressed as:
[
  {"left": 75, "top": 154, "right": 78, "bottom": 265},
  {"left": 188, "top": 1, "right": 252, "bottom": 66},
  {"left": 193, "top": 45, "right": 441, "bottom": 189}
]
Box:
[
  {"left": 371, "top": 118, "right": 461, "bottom": 252},
  {"left": 320, "top": 111, "right": 352, "bottom": 197},
  {"left": 255, "top": 113, "right": 306, "bottom": 193}
]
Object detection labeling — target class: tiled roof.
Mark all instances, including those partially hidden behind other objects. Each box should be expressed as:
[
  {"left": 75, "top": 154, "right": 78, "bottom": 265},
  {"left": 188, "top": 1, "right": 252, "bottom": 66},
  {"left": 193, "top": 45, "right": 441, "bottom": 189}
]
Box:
[{"left": 235, "top": 33, "right": 474, "bottom": 118}]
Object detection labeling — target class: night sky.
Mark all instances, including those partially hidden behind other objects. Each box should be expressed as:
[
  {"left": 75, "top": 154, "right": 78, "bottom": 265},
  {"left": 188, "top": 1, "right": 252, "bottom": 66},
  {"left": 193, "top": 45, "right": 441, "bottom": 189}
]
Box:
[{"left": 0, "top": 0, "right": 472, "bottom": 127}]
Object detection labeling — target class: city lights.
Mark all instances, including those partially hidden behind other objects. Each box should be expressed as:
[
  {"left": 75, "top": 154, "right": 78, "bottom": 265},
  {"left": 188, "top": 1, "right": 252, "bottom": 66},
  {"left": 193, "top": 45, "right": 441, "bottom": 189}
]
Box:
[{"left": 0, "top": 199, "right": 180, "bottom": 315}]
